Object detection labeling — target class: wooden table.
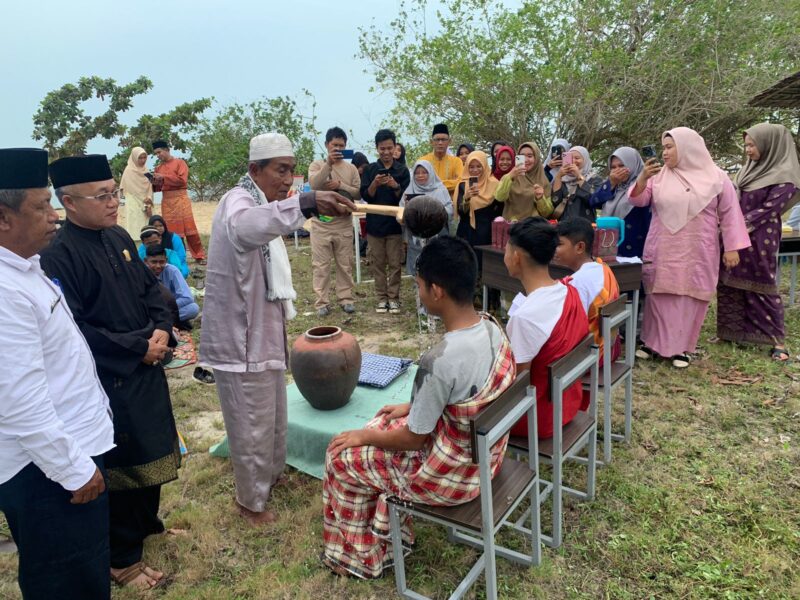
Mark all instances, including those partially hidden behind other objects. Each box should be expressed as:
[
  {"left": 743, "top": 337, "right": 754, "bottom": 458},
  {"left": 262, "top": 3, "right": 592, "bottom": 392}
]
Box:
[
  {"left": 476, "top": 244, "right": 645, "bottom": 333},
  {"left": 778, "top": 231, "right": 800, "bottom": 305}
]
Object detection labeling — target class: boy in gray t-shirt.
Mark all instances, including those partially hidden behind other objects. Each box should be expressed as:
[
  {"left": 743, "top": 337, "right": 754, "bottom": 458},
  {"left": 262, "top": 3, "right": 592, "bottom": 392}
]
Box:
[
  {"left": 407, "top": 319, "right": 502, "bottom": 434},
  {"left": 327, "top": 236, "right": 502, "bottom": 455}
]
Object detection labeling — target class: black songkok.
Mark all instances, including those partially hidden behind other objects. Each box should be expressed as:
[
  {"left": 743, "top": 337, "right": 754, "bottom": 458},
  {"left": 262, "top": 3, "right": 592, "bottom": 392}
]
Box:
[
  {"left": 49, "top": 155, "right": 114, "bottom": 188},
  {"left": 0, "top": 148, "right": 49, "bottom": 189},
  {"left": 432, "top": 123, "right": 449, "bottom": 137},
  {"left": 152, "top": 140, "right": 169, "bottom": 150}
]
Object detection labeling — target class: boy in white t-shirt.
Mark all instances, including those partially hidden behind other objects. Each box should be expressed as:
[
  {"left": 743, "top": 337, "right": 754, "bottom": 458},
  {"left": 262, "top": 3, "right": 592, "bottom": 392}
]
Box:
[{"left": 504, "top": 217, "right": 589, "bottom": 438}]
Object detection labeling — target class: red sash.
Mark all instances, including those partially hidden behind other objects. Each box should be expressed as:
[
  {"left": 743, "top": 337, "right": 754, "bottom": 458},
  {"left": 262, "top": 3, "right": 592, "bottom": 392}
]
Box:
[{"left": 511, "top": 284, "right": 589, "bottom": 439}]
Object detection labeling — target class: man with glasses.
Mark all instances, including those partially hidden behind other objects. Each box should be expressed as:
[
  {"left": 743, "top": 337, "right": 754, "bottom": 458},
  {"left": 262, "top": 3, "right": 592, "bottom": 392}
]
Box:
[
  {"left": 419, "top": 123, "right": 464, "bottom": 195},
  {"left": 40, "top": 155, "right": 179, "bottom": 590}
]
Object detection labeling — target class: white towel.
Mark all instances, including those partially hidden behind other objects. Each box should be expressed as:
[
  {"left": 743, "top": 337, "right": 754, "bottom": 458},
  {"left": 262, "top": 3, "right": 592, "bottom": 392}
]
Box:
[{"left": 247, "top": 175, "right": 297, "bottom": 320}]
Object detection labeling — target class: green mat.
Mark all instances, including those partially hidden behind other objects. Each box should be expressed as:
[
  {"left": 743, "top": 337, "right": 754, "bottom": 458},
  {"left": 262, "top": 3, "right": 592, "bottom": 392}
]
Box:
[{"left": 209, "top": 366, "right": 417, "bottom": 480}]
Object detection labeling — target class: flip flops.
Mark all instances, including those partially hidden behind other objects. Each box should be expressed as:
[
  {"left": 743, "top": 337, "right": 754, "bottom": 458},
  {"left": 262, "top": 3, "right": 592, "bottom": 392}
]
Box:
[{"left": 770, "top": 347, "right": 790, "bottom": 362}]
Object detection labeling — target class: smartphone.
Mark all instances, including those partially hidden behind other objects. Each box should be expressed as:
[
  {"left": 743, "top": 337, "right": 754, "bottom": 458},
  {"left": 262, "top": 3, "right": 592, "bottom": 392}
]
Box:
[
  {"left": 340, "top": 149, "right": 355, "bottom": 159},
  {"left": 551, "top": 145, "right": 564, "bottom": 160},
  {"left": 404, "top": 193, "right": 422, "bottom": 201},
  {"left": 144, "top": 172, "right": 154, "bottom": 181},
  {"left": 377, "top": 168, "right": 391, "bottom": 176},
  {"left": 641, "top": 145, "right": 659, "bottom": 161},
  {"left": 515, "top": 155, "right": 525, "bottom": 168},
  {"left": 469, "top": 176, "right": 478, "bottom": 186},
  {"left": 562, "top": 152, "right": 574, "bottom": 166}
]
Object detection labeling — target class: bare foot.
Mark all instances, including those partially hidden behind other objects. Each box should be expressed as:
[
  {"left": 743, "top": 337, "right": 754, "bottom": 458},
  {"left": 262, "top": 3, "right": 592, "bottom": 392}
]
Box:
[
  {"left": 165, "top": 527, "right": 189, "bottom": 537},
  {"left": 236, "top": 500, "right": 278, "bottom": 527},
  {"left": 110, "top": 563, "right": 164, "bottom": 589}
]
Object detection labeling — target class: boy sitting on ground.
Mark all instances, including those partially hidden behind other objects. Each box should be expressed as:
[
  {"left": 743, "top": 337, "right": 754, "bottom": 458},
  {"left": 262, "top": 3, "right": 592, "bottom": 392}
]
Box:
[
  {"left": 143, "top": 244, "right": 199, "bottom": 328},
  {"left": 321, "top": 236, "right": 515, "bottom": 579},
  {"left": 554, "top": 217, "right": 621, "bottom": 364},
  {"left": 504, "top": 217, "right": 589, "bottom": 438},
  {"left": 138, "top": 226, "right": 188, "bottom": 278},
  {"left": 143, "top": 245, "right": 214, "bottom": 384}
]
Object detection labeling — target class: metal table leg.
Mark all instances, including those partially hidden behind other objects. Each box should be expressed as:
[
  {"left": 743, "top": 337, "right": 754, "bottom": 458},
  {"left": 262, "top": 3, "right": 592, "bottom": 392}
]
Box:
[
  {"left": 631, "top": 289, "right": 640, "bottom": 342},
  {"left": 353, "top": 215, "right": 362, "bottom": 284}
]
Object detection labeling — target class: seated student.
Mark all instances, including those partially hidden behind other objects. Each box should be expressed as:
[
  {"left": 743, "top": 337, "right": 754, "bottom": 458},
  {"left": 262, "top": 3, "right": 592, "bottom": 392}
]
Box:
[
  {"left": 143, "top": 244, "right": 199, "bottom": 327},
  {"left": 143, "top": 245, "right": 215, "bottom": 385},
  {"left": 138, "top": 226, "right": 189, "bottom": 277},
  {"left": 554, "top": 217, "right": 621, "bottom": 364},
  {"left": 504, "top": 217, "right": 589, "bottom": 438},
  {"left": 149, "top": 214, "right": 190, "bottom": 277},
  {"left": 321, "top": 236, "right": 516, "bottom": 579}
]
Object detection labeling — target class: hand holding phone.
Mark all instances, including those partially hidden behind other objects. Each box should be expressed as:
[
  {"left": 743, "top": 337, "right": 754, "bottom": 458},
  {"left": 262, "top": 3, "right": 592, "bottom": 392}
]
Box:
[
  {"left": 144, "top": 172, "right": 154, "bottom": 182},
  {"left": 641, "top": 145, "right": 658, "bottom": 160},
  {"left": 340, "top": 149, "right": 355, "bottom": 159},
  {"left": 515, "top": 155, "right": 526, "bottom": 168}
]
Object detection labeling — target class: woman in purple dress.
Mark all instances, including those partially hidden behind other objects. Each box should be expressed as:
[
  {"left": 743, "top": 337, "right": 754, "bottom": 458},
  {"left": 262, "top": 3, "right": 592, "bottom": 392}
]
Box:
[{"left": 716, "top": 123, "right": 800, "bottom": 361}]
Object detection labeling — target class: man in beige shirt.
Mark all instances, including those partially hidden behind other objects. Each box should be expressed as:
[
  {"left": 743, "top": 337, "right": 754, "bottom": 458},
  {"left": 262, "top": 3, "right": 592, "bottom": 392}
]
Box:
[{"left": 307, "top": 127, "right": 361, "bottom": 315}]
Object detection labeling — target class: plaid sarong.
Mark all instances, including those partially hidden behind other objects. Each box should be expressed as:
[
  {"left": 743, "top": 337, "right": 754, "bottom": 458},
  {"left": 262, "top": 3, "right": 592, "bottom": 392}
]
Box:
[{"left": 321, "top": 316, "right": 516, "bottom": 579}]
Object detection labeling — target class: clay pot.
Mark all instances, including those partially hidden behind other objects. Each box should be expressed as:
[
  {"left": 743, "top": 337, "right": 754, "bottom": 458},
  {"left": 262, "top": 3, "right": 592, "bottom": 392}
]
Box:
[{"left": 290, "top": 326, "right": 362, "bottom": 410}]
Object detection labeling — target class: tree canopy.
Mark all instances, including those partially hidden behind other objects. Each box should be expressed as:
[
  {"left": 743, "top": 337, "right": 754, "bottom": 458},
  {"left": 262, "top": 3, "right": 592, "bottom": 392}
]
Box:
[
  {"left": 359, "top": 0, "right": 800, "bottom": 162},
  {"left": 32, "top": 77, "right": 316, "bottom": 200},
  {"left": 32, "top": 75, "right": 212, "bottom": 178},
  {"left": 187, "top": 96, "right": 317, "bottom": 202},
  {"left": 33, "top": 76, "right": 154, "bottom": 160}
]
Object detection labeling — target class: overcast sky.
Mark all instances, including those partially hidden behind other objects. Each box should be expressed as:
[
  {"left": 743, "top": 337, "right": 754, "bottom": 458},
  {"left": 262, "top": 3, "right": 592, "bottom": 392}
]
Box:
[{"left": 0, "top": 0, "right": 456, "bottom": 160}]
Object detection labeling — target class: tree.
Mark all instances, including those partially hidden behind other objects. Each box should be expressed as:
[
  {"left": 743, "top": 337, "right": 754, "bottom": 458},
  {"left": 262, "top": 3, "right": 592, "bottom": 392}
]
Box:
[
  {"left": 111, "top": 98, "right": 212, "bottom": 177},
  {"left": 359, "top": 0, "right": 800, "bottom": 163},
  {"left": 186, "top": 95, "right": 317, "bottom": 202},
  {"left": 33, "top": 76, "right": 153, "bottom": 159},
  {"left": 32, "top": 75, "right": 212, "bottom": 177}
]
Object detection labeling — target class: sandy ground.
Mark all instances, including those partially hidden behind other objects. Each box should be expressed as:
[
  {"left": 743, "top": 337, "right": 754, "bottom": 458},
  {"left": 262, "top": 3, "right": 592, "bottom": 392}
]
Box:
[{"left": 57, "top": 200, "right": 220, "bottom": 235}]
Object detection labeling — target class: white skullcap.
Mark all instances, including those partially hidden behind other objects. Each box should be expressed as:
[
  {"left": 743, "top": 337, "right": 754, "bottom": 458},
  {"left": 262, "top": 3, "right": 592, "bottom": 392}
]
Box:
[{"left": 249, "top": 133, "right": 295, "bottom": 161}]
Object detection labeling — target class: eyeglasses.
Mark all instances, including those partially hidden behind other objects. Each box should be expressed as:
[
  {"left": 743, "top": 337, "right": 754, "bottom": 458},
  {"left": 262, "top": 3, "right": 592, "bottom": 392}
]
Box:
[
  {"left": 68, "top": 188, "right": 122, "bottom": 202},
  {"left": 432, "top": 137, "right": 450, "bottom": 143}
]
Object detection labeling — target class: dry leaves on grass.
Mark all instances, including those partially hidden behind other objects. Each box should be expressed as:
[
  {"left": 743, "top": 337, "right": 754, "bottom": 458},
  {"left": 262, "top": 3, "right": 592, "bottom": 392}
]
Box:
[{"left": 710, "top": 371, "right": 763, "bottom": 386}]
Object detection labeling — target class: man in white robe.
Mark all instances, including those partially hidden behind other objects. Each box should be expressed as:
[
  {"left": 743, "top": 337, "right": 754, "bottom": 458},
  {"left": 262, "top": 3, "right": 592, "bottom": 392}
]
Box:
[{"left": 200, "top": 133, "right": 355, "bottom": 525}]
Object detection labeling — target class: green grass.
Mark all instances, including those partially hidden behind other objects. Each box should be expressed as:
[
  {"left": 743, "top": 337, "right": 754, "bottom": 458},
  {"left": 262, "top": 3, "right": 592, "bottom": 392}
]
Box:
[{"left": 1, "top": 234, "right": 798, "bottom": 599}]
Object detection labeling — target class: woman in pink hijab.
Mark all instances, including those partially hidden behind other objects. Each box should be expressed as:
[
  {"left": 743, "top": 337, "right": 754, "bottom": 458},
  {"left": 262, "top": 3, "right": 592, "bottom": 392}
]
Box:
[{"left": 628, "top": 127, "right": 750, "bottom": 368}]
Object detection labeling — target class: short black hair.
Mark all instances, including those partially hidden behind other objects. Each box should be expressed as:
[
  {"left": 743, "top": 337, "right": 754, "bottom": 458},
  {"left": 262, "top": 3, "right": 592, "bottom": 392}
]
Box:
[
  {"left": 556, "top": 217, "right": 594, "bottom": 253},
  {"left": 509, "top": 217, "right": 558, "bottom": 266},
  {"left": 415, "top": 236, "right": 476, "bottom": 305},
  {"left": 374, "top": 129, "right": 396, "bottom": 147},
  {"left": 144, "top": 243, "right": 167, "bottom": 258},
  {"left": 325, "top": 127, "right": 348, "bottom": 144},
  {"left": 352, "top": 152, "right": 369, "bottom": 169}
]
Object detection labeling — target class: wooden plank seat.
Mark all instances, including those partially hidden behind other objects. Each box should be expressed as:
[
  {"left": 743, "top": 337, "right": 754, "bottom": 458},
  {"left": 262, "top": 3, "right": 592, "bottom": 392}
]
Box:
[
  {"left": 581, "top": 361, "right": 631, "bottom": 388},
  {"left": 509, "top": 411, "right": 596, "bottom": 459},
  {"left": 398, "top": 458, "right": 536, "bottom": 533}
]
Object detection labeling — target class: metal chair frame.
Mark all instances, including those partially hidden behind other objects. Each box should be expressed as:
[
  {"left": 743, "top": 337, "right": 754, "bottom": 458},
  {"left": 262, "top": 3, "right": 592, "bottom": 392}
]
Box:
[
  {"left": 509, "top": 335, "right": 600, "bottom": 549},
  {"left": 388, "top": 372, "right": 541, "bottom": 600},
  {"left": 589, "top": 296, "right": 635, "bottom": 465}
]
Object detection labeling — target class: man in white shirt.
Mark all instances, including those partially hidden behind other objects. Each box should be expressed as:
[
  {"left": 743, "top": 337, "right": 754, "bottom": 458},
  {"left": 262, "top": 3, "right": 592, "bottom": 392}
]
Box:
[{"left": 0, "top": 148, "right": 115, "bottom": 599}]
